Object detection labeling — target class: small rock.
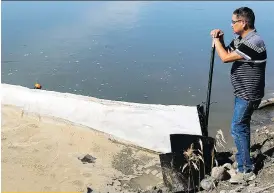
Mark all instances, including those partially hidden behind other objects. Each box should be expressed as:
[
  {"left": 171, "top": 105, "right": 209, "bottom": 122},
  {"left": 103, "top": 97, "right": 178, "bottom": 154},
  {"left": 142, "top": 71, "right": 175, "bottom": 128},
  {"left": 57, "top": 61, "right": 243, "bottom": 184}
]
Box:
[
  {"left": 156, "top": 173, "right": 163, "bottom": 178},
  {"left": 145, "top": 169, "right": 151, "bottom": 174},
  {"left": 235, "top": 185, "right": 245, "bottom": 192},
  {"left": 151, "top": 170, "right": 159, "bottom": 176},
  {"left": 261, "top": 141, "right": 273, "bottom": 154},
  {"left": 271, "top": 117, "right": 274, "bottom": 122},
  {"left": 211, "top": 166, "right": 230, "bottom": 181},
  {"left": 229, "top": 190, "right": 236, "bottom": 193},
  {"left": 200, "top": 176, "right": 216, "bottom": 191},
  {"left": 220, "top": 190, "right": 228, "bottom": 193},
  {"left": 137, "top": 165, "right": 144, "bottom": 171},
  {"left": 249, "top": 183, "right": 256, "bottom": 188},
  {"left": 78, "top": 154, "right": 96, "bottom": 163}
]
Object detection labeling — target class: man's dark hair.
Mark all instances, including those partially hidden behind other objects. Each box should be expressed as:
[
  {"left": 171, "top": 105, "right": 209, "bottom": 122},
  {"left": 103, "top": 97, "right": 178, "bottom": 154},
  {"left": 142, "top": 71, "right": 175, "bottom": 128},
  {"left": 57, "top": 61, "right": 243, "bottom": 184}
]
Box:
[{"left": 233, "top": 7, "right": 255, "bottom": 29}]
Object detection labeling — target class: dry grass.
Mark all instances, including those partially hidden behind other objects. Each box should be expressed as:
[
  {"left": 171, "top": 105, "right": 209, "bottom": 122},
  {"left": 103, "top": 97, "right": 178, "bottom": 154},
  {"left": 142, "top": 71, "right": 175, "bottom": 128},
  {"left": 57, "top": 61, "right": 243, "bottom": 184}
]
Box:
[
  {"left": 181, "top": 140, "right": 205, "bottom": 192},
  {"left": 215, "top": 129, "right": 227, "bottom": 150}
]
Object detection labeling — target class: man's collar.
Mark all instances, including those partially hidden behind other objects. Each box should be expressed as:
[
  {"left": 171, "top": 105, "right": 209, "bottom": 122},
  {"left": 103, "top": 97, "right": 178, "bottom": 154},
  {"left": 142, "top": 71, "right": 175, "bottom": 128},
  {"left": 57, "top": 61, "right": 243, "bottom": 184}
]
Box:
[{"left": 242, "top": 29, "right": 256, "bottom": 39}]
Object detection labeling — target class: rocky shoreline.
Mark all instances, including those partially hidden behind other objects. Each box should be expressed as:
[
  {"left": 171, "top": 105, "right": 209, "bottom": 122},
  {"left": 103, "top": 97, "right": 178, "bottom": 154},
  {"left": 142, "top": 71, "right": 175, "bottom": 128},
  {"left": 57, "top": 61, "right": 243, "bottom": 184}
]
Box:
[
  {"left": 137, "top": 101, "right": 274, "bottom": 193},
  {"left": 130, "top": 123, "right": 274, "bottom": 193}
]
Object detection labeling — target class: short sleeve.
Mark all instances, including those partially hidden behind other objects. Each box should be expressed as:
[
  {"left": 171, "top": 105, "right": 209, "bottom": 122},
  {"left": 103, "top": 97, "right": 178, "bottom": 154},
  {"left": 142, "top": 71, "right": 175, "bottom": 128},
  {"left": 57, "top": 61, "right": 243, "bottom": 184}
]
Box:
[{"left": 235, "top": 41, "right": 256, "bottom": 61}]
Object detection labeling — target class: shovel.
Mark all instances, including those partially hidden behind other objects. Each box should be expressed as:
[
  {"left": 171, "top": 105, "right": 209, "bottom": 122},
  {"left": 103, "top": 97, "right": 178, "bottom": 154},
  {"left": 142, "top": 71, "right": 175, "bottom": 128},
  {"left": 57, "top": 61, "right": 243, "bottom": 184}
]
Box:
[
  {"left": 159, "top": 39, "right": 217, "bottom": 192},
  {"left": 197, "top": 39, "right": 216, "bottom": 137}
]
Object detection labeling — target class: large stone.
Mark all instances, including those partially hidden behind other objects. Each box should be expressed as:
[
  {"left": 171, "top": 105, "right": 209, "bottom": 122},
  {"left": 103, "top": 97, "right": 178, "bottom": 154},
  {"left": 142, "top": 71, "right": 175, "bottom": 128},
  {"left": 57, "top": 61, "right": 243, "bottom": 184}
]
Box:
[
  {"left": 211, "top": 166, "right": 230, "bottom": 181},
  {"left": 200, "top": 176, "right": 216, "bottom": 191}
]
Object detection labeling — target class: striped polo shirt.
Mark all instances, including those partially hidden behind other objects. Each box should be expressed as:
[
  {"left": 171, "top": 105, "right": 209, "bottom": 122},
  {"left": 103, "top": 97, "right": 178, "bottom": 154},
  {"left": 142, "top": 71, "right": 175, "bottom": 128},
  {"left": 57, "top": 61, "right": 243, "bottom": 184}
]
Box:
[{"left": 227, "top": 29, "right": 267, "bottom": 101}]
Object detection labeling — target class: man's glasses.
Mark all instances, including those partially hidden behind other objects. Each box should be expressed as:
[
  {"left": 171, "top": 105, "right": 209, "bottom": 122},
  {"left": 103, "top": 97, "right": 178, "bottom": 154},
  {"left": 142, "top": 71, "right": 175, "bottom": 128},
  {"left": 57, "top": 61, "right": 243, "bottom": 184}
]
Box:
[{"left": 231, "top": 20, "right": 243, "bottom": 25}]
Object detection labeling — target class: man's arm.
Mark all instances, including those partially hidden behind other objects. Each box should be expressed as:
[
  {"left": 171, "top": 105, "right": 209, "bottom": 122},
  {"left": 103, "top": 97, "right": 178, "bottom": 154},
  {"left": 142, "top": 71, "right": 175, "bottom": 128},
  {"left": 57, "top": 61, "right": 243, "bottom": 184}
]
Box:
[{"left": 214, "top": 38, "right": 244, "bottom": 63}]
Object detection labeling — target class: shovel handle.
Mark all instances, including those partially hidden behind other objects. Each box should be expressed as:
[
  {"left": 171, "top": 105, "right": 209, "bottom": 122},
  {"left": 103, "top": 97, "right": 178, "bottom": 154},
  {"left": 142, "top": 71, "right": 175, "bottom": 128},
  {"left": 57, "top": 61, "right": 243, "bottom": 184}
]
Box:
[{"left": 205, "top": 39, "right": 216, "bottom": 135}]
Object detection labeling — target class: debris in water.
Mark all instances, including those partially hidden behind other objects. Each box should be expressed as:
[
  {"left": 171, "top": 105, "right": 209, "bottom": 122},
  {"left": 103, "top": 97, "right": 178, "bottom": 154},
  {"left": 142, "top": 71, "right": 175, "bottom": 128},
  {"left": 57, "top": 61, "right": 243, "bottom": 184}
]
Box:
[
  {"left": 34, "top": 83, "right": 42, "bottom": 89},
  {"left": 8, "top": 73, "right": 13, "bottom": 76}
]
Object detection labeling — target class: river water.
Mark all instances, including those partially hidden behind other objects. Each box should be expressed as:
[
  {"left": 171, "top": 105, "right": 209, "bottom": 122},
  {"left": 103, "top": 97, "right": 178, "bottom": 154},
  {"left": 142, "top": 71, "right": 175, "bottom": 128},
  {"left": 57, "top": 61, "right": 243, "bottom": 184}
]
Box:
[{"left": 2, "top": 1, "right": 274, "bottom": 144}]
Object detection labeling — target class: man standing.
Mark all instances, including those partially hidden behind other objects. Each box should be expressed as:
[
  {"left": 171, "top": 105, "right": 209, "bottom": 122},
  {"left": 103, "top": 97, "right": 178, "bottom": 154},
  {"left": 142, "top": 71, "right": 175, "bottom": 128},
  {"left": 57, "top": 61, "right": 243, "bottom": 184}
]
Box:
[{"left": 210, "top": 7, "right": 267, "bottom": 183}]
